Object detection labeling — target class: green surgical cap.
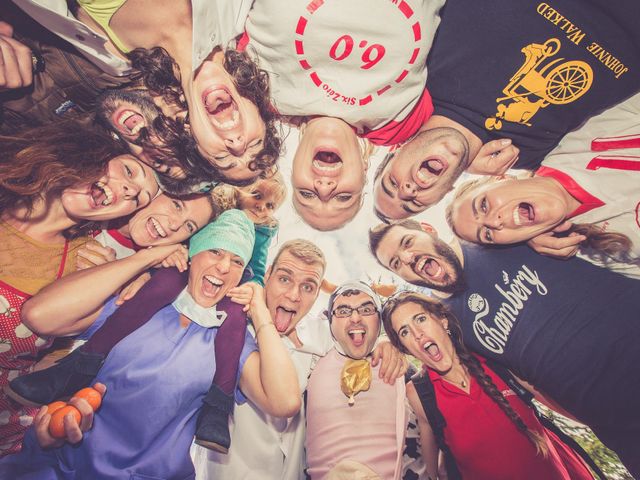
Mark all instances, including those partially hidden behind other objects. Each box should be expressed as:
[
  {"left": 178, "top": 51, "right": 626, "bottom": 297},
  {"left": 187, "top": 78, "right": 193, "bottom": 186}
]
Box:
[{"left": 188, "top": 209, "right": 255, "bottom": 266}]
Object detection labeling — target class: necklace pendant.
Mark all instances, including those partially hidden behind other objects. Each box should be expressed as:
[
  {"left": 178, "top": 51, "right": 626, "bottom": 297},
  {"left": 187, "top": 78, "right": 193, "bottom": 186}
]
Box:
[{"left": 461, "top": 379, "right": 467, "bottom": 388}]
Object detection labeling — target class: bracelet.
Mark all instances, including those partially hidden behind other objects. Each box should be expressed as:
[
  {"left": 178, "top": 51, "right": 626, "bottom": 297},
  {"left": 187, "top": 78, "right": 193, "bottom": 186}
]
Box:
[{"left": 255, "top": 322, "right": 275, "bottom": 337}]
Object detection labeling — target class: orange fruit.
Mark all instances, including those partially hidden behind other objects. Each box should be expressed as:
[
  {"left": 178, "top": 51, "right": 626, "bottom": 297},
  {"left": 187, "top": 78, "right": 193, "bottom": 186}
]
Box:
[
  {"left": 48, "top": 405, "right": 81, "bottom": 439},
  {"left": 46, "top": 401, "right": 67, "bottom": 416},
  {"left": 74, "top": 387, "right": 102, "bottom": 411}
]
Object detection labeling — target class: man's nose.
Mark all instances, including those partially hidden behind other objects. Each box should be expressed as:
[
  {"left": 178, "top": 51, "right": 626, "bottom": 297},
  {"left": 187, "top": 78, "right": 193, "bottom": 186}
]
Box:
[
  {"left": 399, "top": 249, "right": 414, "bottom": 264},
  {"left": 225, "top": 134, "right": 247, "bottom": 155},
  {"left": 285, "top": 284, "right": 301, "bottom": 302},
  {"left": 314, "top": 179, "right": 337, "bottom": 201},
  {"left": 398, "top": 182, "right": 417, "bottom": 201}
]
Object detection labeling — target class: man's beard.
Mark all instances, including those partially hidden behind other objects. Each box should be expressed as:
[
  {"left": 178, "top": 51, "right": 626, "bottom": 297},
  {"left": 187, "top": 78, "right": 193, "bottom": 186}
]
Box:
[{"left": 410, "top": 240, "right": 466, "bottom": 294}]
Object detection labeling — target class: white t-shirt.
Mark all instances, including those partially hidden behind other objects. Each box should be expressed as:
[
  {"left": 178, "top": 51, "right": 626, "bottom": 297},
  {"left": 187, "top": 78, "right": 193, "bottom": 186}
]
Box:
[
  {"left": 245, "top": 0, "right": 444, "bottom": 144},
  {"left": 539, "top": 91, "right": 640, "bottom": 278},
  {"left": 192, "top": 313, "right": 333, "bottom": 480},
  {"left": 93, "top": 229, "right": 137, "bottom": 260}
]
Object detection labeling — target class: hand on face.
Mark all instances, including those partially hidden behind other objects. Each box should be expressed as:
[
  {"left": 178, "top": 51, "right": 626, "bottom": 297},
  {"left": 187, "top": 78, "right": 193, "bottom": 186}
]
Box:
[
  {"left": 61, "top": 155, "right": 159, "bottom": 223},
  {"left": 292, "top": 118, "right": 367, "bottom": 231}
]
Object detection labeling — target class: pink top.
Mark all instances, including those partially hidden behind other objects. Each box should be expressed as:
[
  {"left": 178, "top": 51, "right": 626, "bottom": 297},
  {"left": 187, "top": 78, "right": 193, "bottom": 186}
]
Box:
[{"left": 306, "top": 349, "right": 406, "bottom": 480}]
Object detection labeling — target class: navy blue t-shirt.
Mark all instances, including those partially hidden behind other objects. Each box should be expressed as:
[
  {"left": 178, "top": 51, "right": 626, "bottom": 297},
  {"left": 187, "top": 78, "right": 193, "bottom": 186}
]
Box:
[
  {"left": 444, "top": 243, "right": 640, "bottom": 435},
  {"left": 427, "top": 0, "right": 640, "bottom": 169}
]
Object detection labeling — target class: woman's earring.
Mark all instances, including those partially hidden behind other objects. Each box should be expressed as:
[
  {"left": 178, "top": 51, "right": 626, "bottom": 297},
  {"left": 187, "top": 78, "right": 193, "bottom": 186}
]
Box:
[{"left": 446, "top": 328, "right": 452, "bottom": 336}]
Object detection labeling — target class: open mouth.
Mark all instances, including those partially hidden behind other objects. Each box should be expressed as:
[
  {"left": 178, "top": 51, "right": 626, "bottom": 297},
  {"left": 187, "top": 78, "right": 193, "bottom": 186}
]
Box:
[
  {"left": 413, "top": 255, "right": 445, "bottom": 280},
  {"left": 114, "top": 108, "right": 145, "bottom": 137},
  {"left": 423, "top": 341, "right": 443, "bottom": 361},
  {"left": 348, "top": 327, "right": 366, "bottom": 347},
  {"left": 203, "top": 87, "right": 240, "bottom": 131},
  {"left": 202, "top": 275, "right": 224, "bottom": 298},
  {"left": 146, "top": 217, "right": 167, "bottom": 239},
  {"left": 415, "top": 158, "right": 447, "bottom": 186},
  {"left": 513, "top": 202, "right": 535, "bottom": 226},
  {"left": 312, "top": 150, "right": 343, "bottom": 176},
  {"left": 90, "top": 181, "right": 114, "bottom": 207},
  {"left": 274, "top": 306, "right": 296, "bottom": 333}
]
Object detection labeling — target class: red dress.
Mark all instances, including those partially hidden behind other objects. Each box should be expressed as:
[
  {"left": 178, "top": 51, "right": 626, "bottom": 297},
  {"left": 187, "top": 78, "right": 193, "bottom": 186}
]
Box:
[{"left": 428, "top": 357, "right": 593, "bottom": 480}]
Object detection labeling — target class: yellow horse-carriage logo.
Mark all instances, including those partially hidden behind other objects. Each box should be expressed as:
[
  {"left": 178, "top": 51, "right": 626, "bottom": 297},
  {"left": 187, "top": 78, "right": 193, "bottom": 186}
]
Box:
[{"left": 485, "top": 38, "right": 593, "bottom": 131}]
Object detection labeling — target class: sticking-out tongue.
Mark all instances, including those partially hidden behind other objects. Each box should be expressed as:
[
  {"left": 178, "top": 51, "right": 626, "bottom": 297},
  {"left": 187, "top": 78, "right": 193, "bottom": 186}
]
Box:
[
  {"left": 422, "top": 159, "right": 444, "bottom": 175},
  {"left": 124, "top": 112, "right": 144, "bottom": 132},
  {"left": 274, "top": 307, "right": 294, "bottom": 332},
  {"left": 350, "top": 331, "right": 365, "bottom": 346},
  {"left": 426, "top": 343, "right": 440, "bottom": 359}
]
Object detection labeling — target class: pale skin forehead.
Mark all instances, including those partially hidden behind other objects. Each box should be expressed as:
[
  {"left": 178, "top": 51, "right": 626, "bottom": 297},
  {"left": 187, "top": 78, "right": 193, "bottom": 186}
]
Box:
[{"left": 270, "top": 250, "right": 324, "bottom": 285}]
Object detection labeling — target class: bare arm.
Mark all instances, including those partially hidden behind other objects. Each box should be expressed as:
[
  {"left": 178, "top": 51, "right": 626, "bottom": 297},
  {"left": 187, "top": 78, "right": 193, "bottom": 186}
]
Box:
[
  {"left": 22, "top": 245, "right": 185, "bottom": 337},
  {"left": 234, "top": 284, "right": 301, "bottom": 418},
  {"left": 406, "top": 381, "right": 440, "bottom": 480}
]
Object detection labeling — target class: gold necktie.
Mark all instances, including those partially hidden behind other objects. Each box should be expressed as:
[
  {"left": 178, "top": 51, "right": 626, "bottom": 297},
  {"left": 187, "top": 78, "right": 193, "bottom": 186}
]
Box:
[{"left": 340, "top": 358, "right": 372, "bottom": 406}]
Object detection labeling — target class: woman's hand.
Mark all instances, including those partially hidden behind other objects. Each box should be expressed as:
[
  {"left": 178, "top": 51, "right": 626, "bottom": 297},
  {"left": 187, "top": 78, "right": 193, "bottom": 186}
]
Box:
[
  {"left": 527, "top": 220, "right": 586, "bottom": 259},
  {"left": 136, "top": 244, "right": 189, "bottom": 269},
  {"left": 115, "top": 272, "right": 152, "bottom": 305},
  {"left": 467, "top": 138, "right": 520, "bottom": 176},
  {"left": 76, "top": 241, "right": 117, "bottom": 270},
  {"left": 371, "top": 341, "right": 408, "bottom": 385},
  {"left": 34, "top": 383, "right": 106, "bottom": 448},
  {"left": 157, "top": 244, "right": 189, "bottom": 272},
  {"left": 228, "top": 283, "right": 269, "bottom": 318}
]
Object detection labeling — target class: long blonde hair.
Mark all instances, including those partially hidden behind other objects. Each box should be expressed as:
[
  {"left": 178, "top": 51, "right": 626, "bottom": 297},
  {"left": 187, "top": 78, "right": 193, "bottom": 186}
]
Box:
[{"left": 211, "top": 171, "right": 286, "bottom": 227}]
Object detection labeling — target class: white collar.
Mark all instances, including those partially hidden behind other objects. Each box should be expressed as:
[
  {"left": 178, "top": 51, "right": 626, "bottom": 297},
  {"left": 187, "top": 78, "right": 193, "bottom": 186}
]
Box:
[{"left": 172, "top": 288, "right": 227, "bottom": 328}]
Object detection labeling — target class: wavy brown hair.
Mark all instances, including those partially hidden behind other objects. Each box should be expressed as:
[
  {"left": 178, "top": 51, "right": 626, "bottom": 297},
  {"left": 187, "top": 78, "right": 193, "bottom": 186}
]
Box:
[
  {"left": 0, "top": 119, "right": 127, "bottom": 235},
  {"left": 382, "top": 291, "right": 549, "bottom": 462},
  {"left": 126, "top": 46, "right": 282, "bottom": 187}
]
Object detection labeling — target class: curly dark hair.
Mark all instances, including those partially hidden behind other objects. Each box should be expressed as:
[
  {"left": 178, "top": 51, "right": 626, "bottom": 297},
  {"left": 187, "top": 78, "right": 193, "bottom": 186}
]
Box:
[
  {"left": 381, "top": 291, "right": 548, "bottom": 477},
  {"left": 123, "top": 46, "right": 282, "bottom": 188},
  {"left": 0, "top": 118, "right": 128, "bottom": 237}
]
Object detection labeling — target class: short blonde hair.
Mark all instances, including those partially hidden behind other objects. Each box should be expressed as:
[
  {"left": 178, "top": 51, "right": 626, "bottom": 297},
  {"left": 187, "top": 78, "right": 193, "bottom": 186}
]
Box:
[{"left": 272, "top": 239, "right": 326, "bottom": 274}]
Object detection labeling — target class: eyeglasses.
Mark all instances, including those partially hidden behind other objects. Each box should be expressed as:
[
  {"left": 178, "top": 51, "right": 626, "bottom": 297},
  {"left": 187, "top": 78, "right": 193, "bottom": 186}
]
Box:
[{"left": 332, "top": 302, "right": 378, "bottom": 319}]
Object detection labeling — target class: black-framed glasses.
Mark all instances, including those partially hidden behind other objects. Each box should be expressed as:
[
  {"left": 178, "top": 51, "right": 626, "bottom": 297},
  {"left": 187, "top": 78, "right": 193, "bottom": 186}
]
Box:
[{"left": 332, "top": 302, "right": 378, "bottom": 319}]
